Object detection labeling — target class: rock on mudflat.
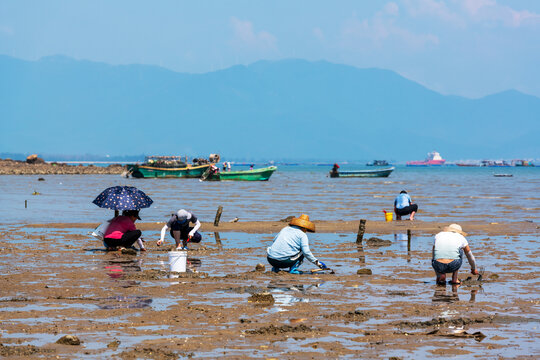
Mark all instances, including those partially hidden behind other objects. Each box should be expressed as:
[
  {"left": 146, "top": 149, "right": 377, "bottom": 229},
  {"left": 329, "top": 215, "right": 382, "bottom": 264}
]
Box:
[
  {"left": 357, "top": 268, "right": 373, "bottom": 275},
  {"left": 248, "top": 292, "right": 275, "bottom": 304},
  {"left": 107, "top": 340, "right": 121, "bottom": 349},
  {"left": 366, "top": 237, "right": 392, "bottom": 247},
  {"left": 56, "top": 335, "right": 81, "bottom": 345},
  {"left": 121, "top": 248, "right": 138, "bottom": 255},
  {"left": 255, "top": 263, "right": 265, "bottom": 272}
]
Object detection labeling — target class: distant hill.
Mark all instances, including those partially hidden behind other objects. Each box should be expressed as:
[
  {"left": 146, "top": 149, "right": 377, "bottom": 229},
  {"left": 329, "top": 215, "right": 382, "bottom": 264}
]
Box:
[{"left": 1, "top": 55, "right": 538, "bottom": 161}]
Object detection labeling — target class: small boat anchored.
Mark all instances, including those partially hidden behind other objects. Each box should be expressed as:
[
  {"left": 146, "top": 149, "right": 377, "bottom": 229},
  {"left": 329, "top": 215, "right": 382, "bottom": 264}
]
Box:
[
  {"left": 329, "top": 164, "right": 394, "bottom": 178},
  {"left": 201, "top": 165, "right": 277, "bottom": 181},
  {"left": 366, "top": 160, "right": 390, "bottom": 166}
]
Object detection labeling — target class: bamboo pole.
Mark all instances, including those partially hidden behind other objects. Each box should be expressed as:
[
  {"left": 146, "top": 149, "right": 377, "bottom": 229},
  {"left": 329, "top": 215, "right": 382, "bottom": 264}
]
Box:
[{"left": 214, "top": 205, "right": 223, "bottom": 227}]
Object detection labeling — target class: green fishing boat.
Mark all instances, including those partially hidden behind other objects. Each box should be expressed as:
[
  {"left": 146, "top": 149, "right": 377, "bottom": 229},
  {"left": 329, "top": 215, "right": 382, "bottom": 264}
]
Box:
[
  {"left": 202, "top": 166, "right": 277, "bottom": 181},
  {"left": 127, "top": 155, "right": 219, "bottom": 178},
  {"left": 330, "top": 167, "right": 395, "bottom": 178}
]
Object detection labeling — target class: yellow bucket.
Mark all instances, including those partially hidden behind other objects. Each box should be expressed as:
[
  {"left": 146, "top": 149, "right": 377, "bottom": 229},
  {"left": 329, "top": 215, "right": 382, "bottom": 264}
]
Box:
[{"left": 385, "top": 212, "right": 393, "bottom": 222}]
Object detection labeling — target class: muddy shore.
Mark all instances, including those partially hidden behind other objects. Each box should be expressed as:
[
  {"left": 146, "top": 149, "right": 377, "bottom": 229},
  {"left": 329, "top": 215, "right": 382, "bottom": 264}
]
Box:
[
  {"left": 0, "top": 159, "right": 125, "bottom": 175},
  {"left": 27, "top": 219, "right": 539, "bottom": 237},
  {"left": 1, "top": 220, "right": 538, "bottom": 359}
]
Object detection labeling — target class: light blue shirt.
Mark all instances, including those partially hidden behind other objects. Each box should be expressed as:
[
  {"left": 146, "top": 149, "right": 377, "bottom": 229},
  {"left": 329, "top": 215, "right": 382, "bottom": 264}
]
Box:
[
  {"left": 394, "top": 193, "right": 412, "bottom": 209},
  {"left": 267, "top": 225, "right": 318, "bottom": 264}
]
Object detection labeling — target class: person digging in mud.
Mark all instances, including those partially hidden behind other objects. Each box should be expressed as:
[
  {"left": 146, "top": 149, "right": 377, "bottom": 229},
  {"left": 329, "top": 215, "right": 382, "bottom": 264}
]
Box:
[
  {"left": 266, "top": 214, "right": 327, "bottom": 274},
  {"left": 103, "top": 210, "right": 145, "bottom": 251},
  {"left": 394, "top": 190, "right": 418, "bottom": 220},
  {"left": 157, "top": 209, "right": 202, "bottom": 250},
  {"left": 432, "top": 224, "right": 479, "bottom": 285}
]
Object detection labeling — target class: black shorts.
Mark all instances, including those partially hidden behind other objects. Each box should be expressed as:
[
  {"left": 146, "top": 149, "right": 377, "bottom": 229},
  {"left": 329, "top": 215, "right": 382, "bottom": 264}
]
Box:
[
  {"left": 170, "top": 228, "right": 202, "bottom": 243},
  {"left": 395, "top": 204, "right": 418, "bottom": 216},
  {"left": 267, "top": 254, "right": 304, "bottom": 269}
]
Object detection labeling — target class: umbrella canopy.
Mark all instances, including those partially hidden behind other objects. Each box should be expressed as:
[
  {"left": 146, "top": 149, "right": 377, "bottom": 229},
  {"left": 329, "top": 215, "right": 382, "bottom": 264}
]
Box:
[{"left": 92, "top": 186, "right": 153, "bottom": 211}]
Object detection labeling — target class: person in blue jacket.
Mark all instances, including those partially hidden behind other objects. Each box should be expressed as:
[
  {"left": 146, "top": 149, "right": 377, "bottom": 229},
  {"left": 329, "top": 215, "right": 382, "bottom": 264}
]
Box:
[
  {"left": 266, "top": 214, "right": 327, "bottom": 274},
  {"left": 394, "top": 190, "right": 418, "bottom": 220}
]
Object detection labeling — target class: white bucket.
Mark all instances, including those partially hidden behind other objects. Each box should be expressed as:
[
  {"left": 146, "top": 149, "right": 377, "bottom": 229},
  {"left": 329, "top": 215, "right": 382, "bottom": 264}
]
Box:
[{"left": 168, "top": 251, "right": 187, "bottom": 272}]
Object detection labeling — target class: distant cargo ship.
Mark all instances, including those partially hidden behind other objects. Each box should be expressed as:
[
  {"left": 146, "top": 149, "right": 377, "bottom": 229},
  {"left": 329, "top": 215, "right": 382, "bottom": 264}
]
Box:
[{"left": 406, "top": 151, "right": 446, "bottom": 166}]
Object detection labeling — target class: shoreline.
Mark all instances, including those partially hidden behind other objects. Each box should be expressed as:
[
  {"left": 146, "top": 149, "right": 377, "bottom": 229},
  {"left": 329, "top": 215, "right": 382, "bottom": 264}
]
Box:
[
  {"left": 0, "top": 159, "right": 125, "bottom": 175},
  {"left": 22, "top": 219, "right": 538, "bottom": 236}
]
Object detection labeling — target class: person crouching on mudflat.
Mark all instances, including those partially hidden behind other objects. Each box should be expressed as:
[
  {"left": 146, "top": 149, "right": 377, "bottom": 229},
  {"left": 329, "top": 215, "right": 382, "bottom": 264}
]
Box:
[
  {"left": 103, "top": 210, "right": 144, "bottom": 251},
  {"left": 267, "top": 214, "right": 327, "bottom": 274},
  {"left": 157, "top": 209, "right": 202, "bottom": 250},
  {"left": 394, "top": 190, "right": 418, "bottom": 221},
  {"left": 432, "top": 224, "right": 479, "bottom": 285}
]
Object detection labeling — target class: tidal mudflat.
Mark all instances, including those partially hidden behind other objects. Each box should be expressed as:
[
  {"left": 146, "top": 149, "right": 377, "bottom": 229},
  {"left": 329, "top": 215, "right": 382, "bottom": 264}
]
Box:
[{"left": 1, "top": 223, "right": 538, "bottom": 359}]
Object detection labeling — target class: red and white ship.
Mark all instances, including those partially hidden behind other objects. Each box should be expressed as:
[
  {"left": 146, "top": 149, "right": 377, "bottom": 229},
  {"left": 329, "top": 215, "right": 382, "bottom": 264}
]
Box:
[{"left": 406, "top": 151, "right": 446, "bottom": 166}]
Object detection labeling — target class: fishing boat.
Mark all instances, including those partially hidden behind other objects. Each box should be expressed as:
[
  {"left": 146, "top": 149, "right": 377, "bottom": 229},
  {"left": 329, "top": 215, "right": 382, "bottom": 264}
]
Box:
[
  {"left": 202, "top": 166, "right": 277, "bottom": 181},
  {"left": 366, "top": 160, "right": 389, "bottom": 166},
  {"left": 127, "top": 154, "right": 219, "bottom": 178},
  {"left": 406, "top": 151, "right": 446, "bottom": 166},
  {"left": 512, "top": 159, "right": 534, "bottom": 166},
  {"left": 480, "top": 160, "right": 511, "bottom": 167},
  {"left": 330, "top": 167, "right": 394, "bottom": 178}
]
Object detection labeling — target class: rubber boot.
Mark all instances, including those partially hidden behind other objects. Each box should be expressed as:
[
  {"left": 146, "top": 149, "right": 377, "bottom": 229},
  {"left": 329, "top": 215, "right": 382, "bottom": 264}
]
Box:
[
  {"left": 289, "top": 261, "right": 303, "bottom": 274},
  {"left": 271, "top": 267, "right": 280, "bottom": 273}
]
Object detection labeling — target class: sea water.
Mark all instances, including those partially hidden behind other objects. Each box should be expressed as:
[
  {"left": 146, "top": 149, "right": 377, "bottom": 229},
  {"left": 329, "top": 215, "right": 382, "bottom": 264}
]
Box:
[{"left": 0, "top": 165, "right": 538, "bottom": 224}]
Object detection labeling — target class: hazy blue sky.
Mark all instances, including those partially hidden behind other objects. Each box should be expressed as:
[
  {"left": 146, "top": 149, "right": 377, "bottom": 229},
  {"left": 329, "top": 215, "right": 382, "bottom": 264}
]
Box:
[{"left": 1, "top": 0, "right": 539, "bottom": 98}]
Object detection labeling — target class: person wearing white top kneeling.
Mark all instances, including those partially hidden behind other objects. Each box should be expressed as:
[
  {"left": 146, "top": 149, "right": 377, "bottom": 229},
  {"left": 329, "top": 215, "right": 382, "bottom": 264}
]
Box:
[
  {"left": 157, "top": 209, "right": 202, "bottom": 250},
  {"left": 432, "top": 224, "right": 479, "bottom": 285}
]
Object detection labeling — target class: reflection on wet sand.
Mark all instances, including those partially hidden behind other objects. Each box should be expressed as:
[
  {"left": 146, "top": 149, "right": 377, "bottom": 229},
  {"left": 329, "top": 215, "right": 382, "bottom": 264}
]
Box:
[
  {"left": 394, "top": 230, "right": 412, "bottom": 262},
  {"left": 267, "top": 280, "right": 324, "bottom": 311},
  {"left": 432, "top": 285, "right": 479, "bottom": 303},
  {"left": 214, "top": 232, "right": 222, "bottom": 250},
  {"left": 104, "top": 258, "right": 142, "bottom": 287},
  {"left": 97, "top": 295, "right": 152, "bottom": 310},
  {"left": 357, "top": 244, "right": 366, "bottom": 265}
]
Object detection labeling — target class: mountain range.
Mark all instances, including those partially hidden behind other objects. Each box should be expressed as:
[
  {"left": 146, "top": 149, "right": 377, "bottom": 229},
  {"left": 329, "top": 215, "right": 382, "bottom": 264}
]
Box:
[{"left": 1, "top": 55, "right": 538, "bottom": 161}]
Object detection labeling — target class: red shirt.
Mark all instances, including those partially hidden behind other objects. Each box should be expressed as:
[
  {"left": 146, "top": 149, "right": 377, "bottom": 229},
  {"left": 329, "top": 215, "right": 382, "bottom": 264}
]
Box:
[{"left": 104, "top": 216, "right": 136, "bottom": 239}]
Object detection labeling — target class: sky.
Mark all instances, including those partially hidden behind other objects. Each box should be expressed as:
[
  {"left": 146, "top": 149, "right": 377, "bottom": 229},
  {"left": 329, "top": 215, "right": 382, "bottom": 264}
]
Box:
[{"left": 1, "top": 0, "right": 540, "bottom": 98}]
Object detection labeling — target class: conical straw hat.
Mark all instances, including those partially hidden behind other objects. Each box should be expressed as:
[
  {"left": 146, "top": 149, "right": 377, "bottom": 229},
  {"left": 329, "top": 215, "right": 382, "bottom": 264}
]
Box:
[{"left": 290, "top": 214, "right": 315, "bottom": 232}]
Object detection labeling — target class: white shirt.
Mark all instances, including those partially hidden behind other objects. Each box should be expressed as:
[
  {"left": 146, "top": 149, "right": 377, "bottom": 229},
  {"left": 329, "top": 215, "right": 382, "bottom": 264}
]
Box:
[{"left": 433, "top": 231, "right": 468, "bottom": 260}]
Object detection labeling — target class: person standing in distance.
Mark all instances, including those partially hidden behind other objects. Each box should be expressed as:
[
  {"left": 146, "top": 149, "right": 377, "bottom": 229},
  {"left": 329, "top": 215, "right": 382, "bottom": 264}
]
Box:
[{"left": 157, "top": 209, "right": 202, "bottom": 250}]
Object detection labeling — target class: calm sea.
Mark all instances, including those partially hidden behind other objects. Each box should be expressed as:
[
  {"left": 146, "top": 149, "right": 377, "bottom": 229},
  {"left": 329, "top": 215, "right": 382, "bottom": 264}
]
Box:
[{"left": 1, "top": 165, "right": 538, "bottom": 224}]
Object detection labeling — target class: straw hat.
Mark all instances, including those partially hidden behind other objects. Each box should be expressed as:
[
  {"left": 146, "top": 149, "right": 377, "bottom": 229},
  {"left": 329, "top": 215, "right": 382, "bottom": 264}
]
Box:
[
  {"left": 443, "top": 223, "right": 467, "bottom": 236},
  {"left": 290, "top": 214, "right": 316, "bottom": 232}
]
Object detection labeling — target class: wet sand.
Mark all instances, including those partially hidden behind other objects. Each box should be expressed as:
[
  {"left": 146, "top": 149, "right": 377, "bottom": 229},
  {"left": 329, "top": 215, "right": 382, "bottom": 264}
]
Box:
[
  {"left": 28, "top": 219, "right": 539, "bottom": 236},
  {"left": 1, "top": 221, "right": 538, "bottom": 359}
]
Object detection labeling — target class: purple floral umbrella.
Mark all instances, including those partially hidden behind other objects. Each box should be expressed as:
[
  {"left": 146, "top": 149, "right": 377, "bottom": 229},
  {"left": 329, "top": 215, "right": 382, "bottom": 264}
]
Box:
[{"left": 92, "top": 186, "right": 153, "bottom": 212}]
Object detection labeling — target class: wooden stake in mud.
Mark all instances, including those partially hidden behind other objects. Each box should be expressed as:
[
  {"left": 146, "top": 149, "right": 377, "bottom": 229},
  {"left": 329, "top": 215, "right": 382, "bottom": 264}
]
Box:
[
  {"left": 25, "top": 200, "right": 27, "bottom": 209},
  {"left": 214, "top": 205, "right": 223, "bottom": 227},
  {"left": 407, "top": 229, "right": 412, "bottom": 252},
  {"left": 356, "top": 219, "right": 366, "bottom": 244}
]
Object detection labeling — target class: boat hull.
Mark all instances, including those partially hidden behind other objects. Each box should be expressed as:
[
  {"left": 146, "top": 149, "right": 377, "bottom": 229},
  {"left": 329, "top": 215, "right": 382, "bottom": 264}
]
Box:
[
  {"left": 332, "top": 167, "right": 394, "bottom": 178},
  {"left": 218, "top": 166, "right": 277, "bottom": 181},
  {"left": 406, "top": 160, "right": 446, "bottom": 166},
  {"left": 127, "top": 164, "right": 211, "bottom": 178}
]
